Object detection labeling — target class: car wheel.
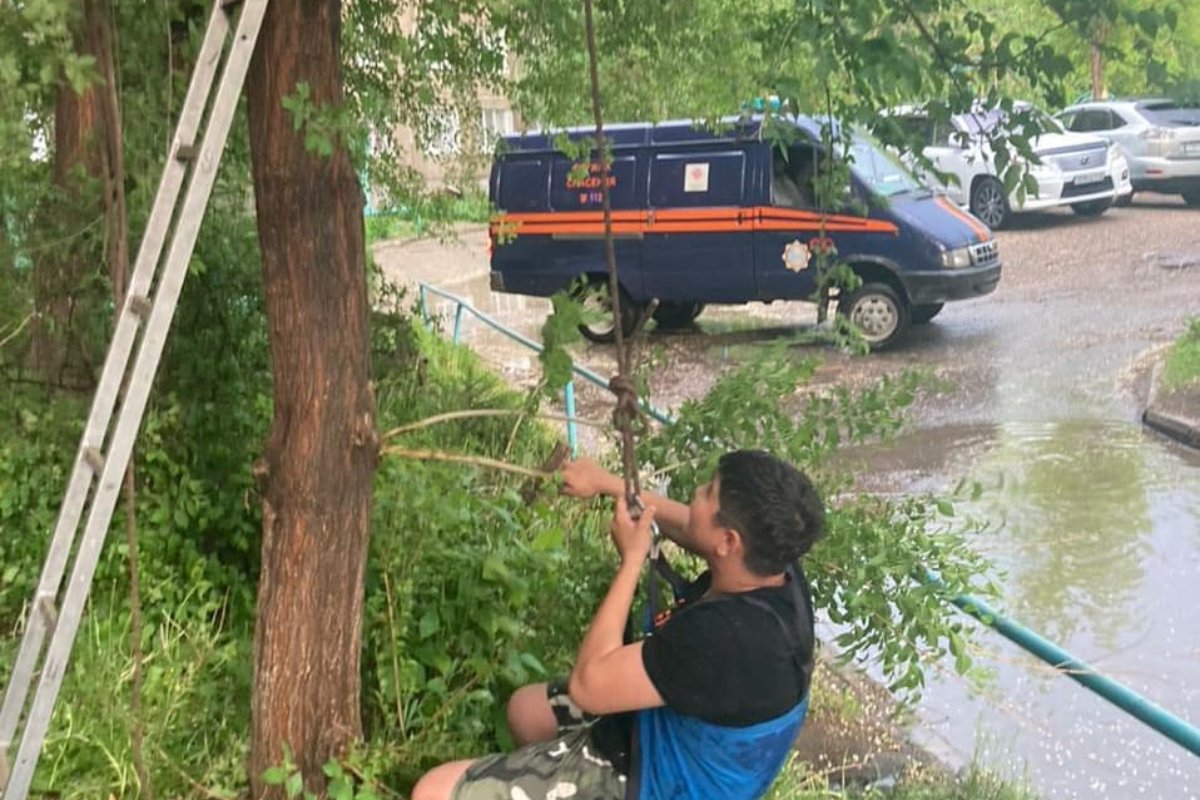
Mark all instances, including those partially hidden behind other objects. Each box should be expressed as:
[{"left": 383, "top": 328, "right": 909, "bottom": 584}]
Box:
[
  {"left": 911, "top": 302, "right": 945, "bottom": 324},
  {"left": 1071, "top": 199, "right": 1112, "bottom": 217},
  {"left": 838, "top": 282, "right": 910, "bottom": 349},
  {"left": 577, "top": 280, "right": 640, "bottom": 344},
  {"left": 970, "top": 176, "right": 1010, "bottom": 229},
  {"left": 652, "top": 302, "right": 705, "bottom": 329},
  {"left": 1115, "top": 192, "right": 1134, "bottom": 208},
  {"left": 1183, "top": 190, "right": 1200, "bottom": 208}
]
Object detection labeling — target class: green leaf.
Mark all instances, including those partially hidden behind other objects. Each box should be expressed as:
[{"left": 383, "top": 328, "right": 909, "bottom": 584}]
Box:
[
  {"left": 286, "top": 771, "right": 304, "bottom": 798},
  {"left": 531, "top": 527, "right": 564, "bottom": 552},
  {"left": 418, "top": 609, "right": 440, "bottom": 639},
  {"left": 262, "top": 767, "right": 289, "bottom": 785}
]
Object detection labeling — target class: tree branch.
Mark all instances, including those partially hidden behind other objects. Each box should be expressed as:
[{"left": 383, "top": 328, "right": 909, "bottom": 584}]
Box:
[
  {"left": 379, "top": 446, "right": 553, "bottom": 480},
  {"left": 379, "top": 408, "right": 606, "bottom": 442}
]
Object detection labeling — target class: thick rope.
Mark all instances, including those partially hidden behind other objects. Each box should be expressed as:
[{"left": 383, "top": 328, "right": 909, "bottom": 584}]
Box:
[{"left": 582, "top": 0, "right": 643, "bottom": 504}]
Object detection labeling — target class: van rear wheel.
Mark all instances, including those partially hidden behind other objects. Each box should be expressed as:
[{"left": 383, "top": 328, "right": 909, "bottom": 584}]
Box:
[
  {"left": 838, "top": 282, "right": 909, "bottom": 349},
  {"left": 652, "top": 302, "right": 705, "bottom": 329},
  {"left": 577, "top": 280, "right": 640, "bottom": 344}
]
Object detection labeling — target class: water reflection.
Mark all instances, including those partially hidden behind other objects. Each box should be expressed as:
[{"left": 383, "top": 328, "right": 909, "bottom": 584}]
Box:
[
  {"left": 971, "top": 420, "right": 1149, "bottom": 647},
  {"left": 846, "top": 420, "right": 1200, "bottom": 799}
]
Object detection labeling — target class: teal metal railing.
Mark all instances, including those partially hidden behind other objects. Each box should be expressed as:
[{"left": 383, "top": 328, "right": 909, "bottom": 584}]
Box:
[
  {"left": 417, "top": 283, "right": 671, "bottom": 455},
  {"left": 416, "top": 280, "right": 1200, "bottom": 760}
]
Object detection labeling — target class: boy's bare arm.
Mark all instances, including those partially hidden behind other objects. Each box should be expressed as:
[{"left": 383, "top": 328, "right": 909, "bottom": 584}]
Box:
[{"left": 560, "top": 457, "right": 690, "bottom": 535}]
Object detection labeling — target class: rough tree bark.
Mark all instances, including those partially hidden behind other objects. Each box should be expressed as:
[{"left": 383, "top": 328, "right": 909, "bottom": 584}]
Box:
[
  {"left": 29, "top": 0, "right": 124, "bottom": 388},
  {"left": 245, "top": 0, "right": 377, "bottom": 796}
]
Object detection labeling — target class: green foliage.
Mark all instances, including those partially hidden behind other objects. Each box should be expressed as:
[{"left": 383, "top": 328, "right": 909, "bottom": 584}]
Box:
[
  {"left": 262, "top": 746, "right": 382, "bottom": 800},
  {"left": 23, "top": 587, "right": 250, "bottom": 799},
  {"left": 539, "top": 289, "right": 585, "bottom": 393},
  {"left": 282, "top": 81, "right": 357, "bottom": 158},
  {"left": 362, "top": 317, "right": 616, "bottom": 787},
  {"left": 636, "top": 344, "right": 997, "bottom": 699},
  {"left": 1163, "top": 317, "right": 1200, "bottom": 391},
  {"left": 0, "top": 385, "right": 84, "bottom": 621},
  {"left": 364, "top": 188, "right": 492, "bottom": 243}
]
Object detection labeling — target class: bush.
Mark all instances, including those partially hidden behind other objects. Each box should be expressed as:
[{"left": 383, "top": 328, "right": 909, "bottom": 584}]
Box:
[
  {"left": 1163, "top": 317, "right": 1200, "bottom": 391},
  {"left": 1, "top": 296, "right": 1008, "bottom": 798}
]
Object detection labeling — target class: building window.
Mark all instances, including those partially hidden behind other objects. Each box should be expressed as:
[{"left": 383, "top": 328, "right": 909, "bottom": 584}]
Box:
[
  {"left": 481, "top": 107, "right": 514, "bottom": 149},
  {"left": 422, "top": 110, "right": 461, "bottom": 157}
]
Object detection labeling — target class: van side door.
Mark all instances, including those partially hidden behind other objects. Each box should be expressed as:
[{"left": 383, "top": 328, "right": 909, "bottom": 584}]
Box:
[
  {"left": 640, "top": 147, "right": 757, "bottom": 304},
  {"left": 752, "top": 144, "right": 825, "bottom": 302}
]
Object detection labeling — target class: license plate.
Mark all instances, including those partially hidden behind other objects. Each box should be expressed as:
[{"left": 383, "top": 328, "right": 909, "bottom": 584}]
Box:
[{"left": 1074, "top": 173, "right": 1104, "bottom": 186}]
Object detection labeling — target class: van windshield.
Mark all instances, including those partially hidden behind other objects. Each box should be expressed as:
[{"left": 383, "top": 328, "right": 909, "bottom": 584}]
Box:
[{"left": 846, "top": 132, "right": 923, "bottom": 198}]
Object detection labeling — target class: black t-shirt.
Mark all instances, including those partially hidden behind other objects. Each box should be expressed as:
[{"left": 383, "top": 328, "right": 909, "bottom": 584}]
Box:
[
  {"left": 589, "top": 564, "right": 815, "bottom": 768},
  {"left": 642, "top": 566, "right": 814, "bottom": 726}
]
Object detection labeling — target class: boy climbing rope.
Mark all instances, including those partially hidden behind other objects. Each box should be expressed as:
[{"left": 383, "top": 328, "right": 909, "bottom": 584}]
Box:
[{"left": 413, "top": 449, "right": 825, "bottom": 800}]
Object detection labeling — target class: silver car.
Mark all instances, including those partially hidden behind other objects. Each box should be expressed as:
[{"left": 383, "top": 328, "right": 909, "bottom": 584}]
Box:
[{"left": 1056, "top": 99, "right": 1200, "bottom": 207}]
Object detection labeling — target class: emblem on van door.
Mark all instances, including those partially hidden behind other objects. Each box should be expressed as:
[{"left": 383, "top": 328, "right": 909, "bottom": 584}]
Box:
[
  {"left": 782, "top": 240, "right": 811, "bottom": 272},
  {"left": 684, "top": 163, "right": 710, "bottom": 193}
]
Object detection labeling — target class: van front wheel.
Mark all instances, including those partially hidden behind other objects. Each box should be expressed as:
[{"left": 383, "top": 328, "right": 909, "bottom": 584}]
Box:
[
  {"left": 577, "top": 281, "right": 640, "bottom": 344},
  {"left": 838, "top": 282, "right": 909, "bottom": 349}
]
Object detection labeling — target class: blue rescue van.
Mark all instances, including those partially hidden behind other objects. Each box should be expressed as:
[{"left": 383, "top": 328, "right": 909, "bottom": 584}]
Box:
[{"left": 488, "top": 115, "right": 1001, "bottom": 348}]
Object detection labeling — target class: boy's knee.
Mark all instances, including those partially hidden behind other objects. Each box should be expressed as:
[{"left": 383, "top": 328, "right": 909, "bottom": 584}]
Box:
[
  {"left": 507, "top": 682, "right": 556, "bottom": 746},
  {"left": 412, "top": 759, "right": 473, "bottom": 800}
]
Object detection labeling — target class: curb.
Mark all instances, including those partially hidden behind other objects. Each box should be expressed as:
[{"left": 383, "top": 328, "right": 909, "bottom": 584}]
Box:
[
  {"left": 1140, "top": 360, "right": 1200, "bottom": 451},
  {"left": 1142, "top": 407, "right": 1200, "bottom": 450}
]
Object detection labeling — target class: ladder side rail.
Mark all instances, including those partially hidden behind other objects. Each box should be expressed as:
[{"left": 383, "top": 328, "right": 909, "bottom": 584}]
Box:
[
  {"left": 0, "top": 0, "right": 235, "bottom": 760},
  {"left": 2, "top": 1, "right": 270, "bottom": 796}
]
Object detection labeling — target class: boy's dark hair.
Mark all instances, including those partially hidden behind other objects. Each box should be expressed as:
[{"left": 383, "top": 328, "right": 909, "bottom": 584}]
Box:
[{"left": 715, "top": 450, "right": 826, "bottom": 575}]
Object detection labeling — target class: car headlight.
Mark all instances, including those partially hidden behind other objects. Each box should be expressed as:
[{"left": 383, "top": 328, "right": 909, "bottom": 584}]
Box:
[{"left": 940, "top": 246, "right": 972, "bottom": 269}]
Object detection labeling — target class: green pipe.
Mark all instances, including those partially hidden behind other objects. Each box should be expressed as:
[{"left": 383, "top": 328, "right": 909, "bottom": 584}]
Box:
[{"left": 930, "top": 572, "right": 1200, "bottom": 757}]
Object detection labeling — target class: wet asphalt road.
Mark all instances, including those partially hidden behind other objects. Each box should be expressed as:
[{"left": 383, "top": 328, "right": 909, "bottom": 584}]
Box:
[{"left": 375, "top": 195, "right": 1200, "bottom": 799}]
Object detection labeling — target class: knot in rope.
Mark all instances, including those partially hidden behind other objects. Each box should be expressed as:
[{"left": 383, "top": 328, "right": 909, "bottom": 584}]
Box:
[{"left": 608, "top": 373, "right": 644, "bottom": 436}]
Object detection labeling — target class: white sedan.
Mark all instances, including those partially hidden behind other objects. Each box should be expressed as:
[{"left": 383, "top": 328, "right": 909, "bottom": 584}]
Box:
[{"left": 888, "top": 103, "right": 1132, "bottom": 229}]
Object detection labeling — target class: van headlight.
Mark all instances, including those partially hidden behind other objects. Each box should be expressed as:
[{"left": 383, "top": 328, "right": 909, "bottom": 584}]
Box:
[{"left": 940, "top": 246, "right": 972, "bottom": 269}]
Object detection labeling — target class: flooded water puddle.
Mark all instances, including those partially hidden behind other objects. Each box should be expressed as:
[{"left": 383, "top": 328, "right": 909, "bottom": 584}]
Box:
[{"left": 842, "top": 420, "right": 1200, "bottom": 799}]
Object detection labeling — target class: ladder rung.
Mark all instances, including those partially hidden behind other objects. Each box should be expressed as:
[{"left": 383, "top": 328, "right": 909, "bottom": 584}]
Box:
[
  {"left": 82, "top": 447, "right": 105, "bottom": 474},
  {"left": 128, "top": 294, "right": 153, "bottom": 320},
  {"left": 174, "top": 143, "right": 198, "bottom": 162},
  {"left": 36, "top": 595, "right": 57, "bottom": 629}
]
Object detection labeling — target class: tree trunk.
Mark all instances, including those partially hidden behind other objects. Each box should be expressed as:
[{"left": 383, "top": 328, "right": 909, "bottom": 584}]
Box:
[
  {"left": 1090, "top": 41, "right": 1106, "bottom": 100},
  {"left": 29, "top": 0, "right": 124, "bottom": 389},
  {"left": 246, "top": 0, "right": 376, "bottom": 796}
]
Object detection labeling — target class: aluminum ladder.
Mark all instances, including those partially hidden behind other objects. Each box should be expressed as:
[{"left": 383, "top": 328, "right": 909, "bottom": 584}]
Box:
[{"left": 0, "top": 0, "right": 269, "bottom": 796}]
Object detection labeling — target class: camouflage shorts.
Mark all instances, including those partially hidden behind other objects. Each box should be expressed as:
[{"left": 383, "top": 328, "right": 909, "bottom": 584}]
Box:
[{"left": 451, "top": 680, "right": 627, "bottom": 800}]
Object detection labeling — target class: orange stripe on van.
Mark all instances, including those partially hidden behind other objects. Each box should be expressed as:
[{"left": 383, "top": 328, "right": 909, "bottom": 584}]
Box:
[
  {"left": 936, "top": 196, "right": 991, "bottom": 241},
  {"left": 494, "top": 207, "right": 899, "bottom": 237}
]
